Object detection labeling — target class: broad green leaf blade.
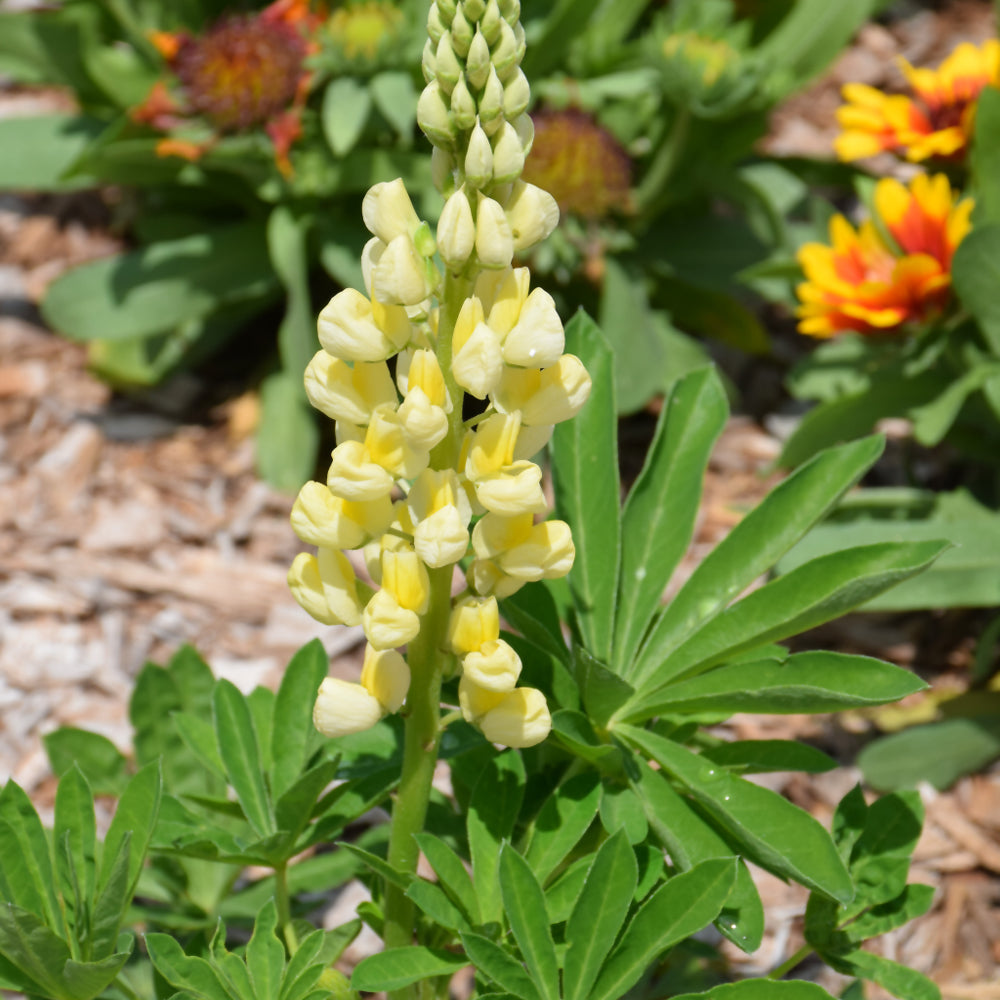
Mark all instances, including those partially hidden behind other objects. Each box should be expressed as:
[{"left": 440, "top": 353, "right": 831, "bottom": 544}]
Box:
[
  {"left": 337, "top": 844, "right": 413, "bottom": 891},
  {"left": 598, "top": 782, "right": 648, "bottom": 844},
  {"left": 832, "top": 949, "right": 940, "bottom": 1000},
  {"left": 271, "top": 640, "right": 329, "bottom": 799},
  {"left": 631, "top": 761, "right": 762, "bottom": 953},
  {"left": 551, "top": 311, "right": 620, "bottom": 663},
  {"left": 322, "top": 77, "right": 372, "bottom": 157},
  {"left": 563, "top": 830, "right": 638, "bottom": 1000},
  {"left": 269, "top": 205, "right": 315, "bottom": 383},
  {"left": 54, "top": 765, "right": 97, "bottom": 935},
  {"left": 0, "top": 780, "right": 64, "bottom": 934},
  {"left": 468, "top": 750, "right": 525, "bottom": 925},
  {"left": 615, "top": 367, "right": 728, "bottom": 673},
  {"left": 280, "top": 927, "right": 326, "bottom": 1000},
  {"left": 0, "top": 904, "right": 69, "bottom": 999},
  {"left": 461, "top": 932, "right": 542, "bottom": 1000},
  {"left": 352, "top": 947, "right": 468, "bottom": 992},
  {"left": 101, "top": 760, "right": 161, "bottom": 899},
  {"left": 588, "top": 858, "right": 739, "bottom": 1000},
  {"left": 247, "top": 900, "right": 285, "bottom": 1000},
  {"left": 62, "top": 944, "right": 133, "bottom": 1000},
  {"left": 620, "top": 726, "right": 852, "bottom": 903},
  {"left": 413, "top": 834, "right": 481, "bottom": 926},
  {"left": 370, "top": 71, "right": 417, "bottom": 141},
  {"left": 43, "top": 728, "right": 129, "bottom": 796},
  {"left": 41, "top": 224, "right": 277, "bottom": 342},
  {"left": 544, "top": 856, "right": 593, "bottom": 924},
  {"left": 212, "top": 679, "right": 275, "bottom": 838},
  {"left": 406, "top": 878, "right": 471, "bottom": 933},
  {"left": 627, "top": 541, "right": 948, "bottom": 710},
  {"left": 0, "top": 114, "right": 104, "bottom": 190},
  {"left": 703, "top": 740, "right": 836, "bottom": 774},
  {"left": 844, "top": 883, "right": 935, "bottom": 943},
  {"left": 859, "top": 717, "right": 1000, "bottom": 791},
  {"left": 522, "top": 771, "right": 601, "bottom": 885},
  {"left": 639, "top": 651, "right": 925, "bottom": 718},
  {"left": 498, "top": 847, "right": 559, "bottom": 1000},
  {"left": 145, "top": 933, "right": 233, "bottom": 1000},
  {"left": 174, "top": 712, "right": 227, "bottom": 779},
  {"left": 275, "top": 759, "right": 340, "bottom": 846},
  {"left": 575, "top": 647, "right": 634, "bottom": 728},
  {"left": 850, "top": 791, "right": 924, "bottom": 906},
  {"left": 954, "top": 224, "right": 1000, "bottom": 357},
  {"left": 500, "top": 582, "right": 572, "bottom": 666},
  {"left": 257, "top": 368, "right": 319, "bottom": 493},
  {"left": 673, "top": 982, "right": 837, "bottom": 1000},
  {"left": 633, "top": 436, "right": 884, "bottom": 685}
]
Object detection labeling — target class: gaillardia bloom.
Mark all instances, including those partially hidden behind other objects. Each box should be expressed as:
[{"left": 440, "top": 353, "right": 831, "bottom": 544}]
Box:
[
  {"left": 835, "top": 39, "right": 1000, "bottom": 162},
  {"left": 796, "top": 173, "right": 973, "bottom": 338},
  {"left": 522, "top": 109, "right": 631, "bottom": 220}
]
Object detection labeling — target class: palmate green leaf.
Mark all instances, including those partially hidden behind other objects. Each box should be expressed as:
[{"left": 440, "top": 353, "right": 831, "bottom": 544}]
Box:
[
  {"left": 212, "top": 679, "right": 275, "bottom": 839},
  {"left": 498, "top": 847, "right": 559, "bottom": 1000},
  {"left": 613, "top": 367, "right": 728, "bottom": 673},
  {"left": 522, "top": 771, "right": 601, "bottom": 884},
  {"left": 551, "top": 311, "right": 620, "bottom": 664},
  {"left": 859, "top": 717, "right": 1000, "bottom": 791},
  {"left": 461, "top": 932, "right": 541, "bottom": 1000},
  {"left": 844, "top": 883, "right": 935, "bottom": 943},
  {"left": 625, "top": 540, "right": 948, "bottom": 715},
  {"left": 673, "top": 981, "right": 837, "bottom": 1000},
  {"left": 630, "top": 436, "right": 885, "bottom": 686},
  {"left": 563, "top": 830, "right": 637, "bottom": 1000},
  {"left": 413, "top": 834, "right": 481, "bottom": 926},
  {"left": 702, "top": 740, "right": 836, "bottom": 774},
  {"left": 322, "top": 77, "right": 373, "bottom": 157},
  {"left": 620, "top": 726, "right": 852, "bottom": 903},
  {"left": 0, "top": 114, "right": 104, "bottom": 190},
  {"left": 271, "top": 641, "right": 329, "bottom": 799},
  {"left": 850, "top": 791, "right": 924, "bottom": 907},
  {"left": 637, "top": 651, "right": 925, "bottom": 718},
  {"left": 146, "top": 933, "right": 233, "bottom": 1000},
  {"left": 43, "top": 728, "right": 130, "bottom": 797},
  {"left": 352, "top": 947, "right": 468, "bottom": 992},
  {"left": 588, "top": 858, "right": 739, "bottom": 1000},
  {"left": 632, "top": 761, "right": 763, "bottom": 953},
  {"left": 41, "top": 223, "right": 277, "bottom": 342},
  {"left": 247, "top": 901, "right": 285, "bottom": 1000},
  {"left": 54, "top": 765, "right": 97, "bottom": 940},
  {"left": 468, "top": 750, "right": 525, "bottom": 926},
  {"left": 0, "top": 780, "right": 64, "bottom": 934}
]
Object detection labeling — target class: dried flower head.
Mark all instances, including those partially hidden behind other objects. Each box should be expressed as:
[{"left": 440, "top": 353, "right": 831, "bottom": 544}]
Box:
[{"left": 522, "top": 109, "right": 631, "bottom": 220}]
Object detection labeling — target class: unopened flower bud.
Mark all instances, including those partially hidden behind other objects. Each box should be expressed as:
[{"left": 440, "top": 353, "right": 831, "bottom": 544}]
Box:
[
  {"left": 448, "top": 595, "right": 500, "bottom": 653},
  {"left": 364, "top": 588, "right": 421, "bottom": 649},
  {"left": 363, "top": 178, "right": 421, "bottom": 244},
  {"left": 462, "top": 0, "right": 487, "bottom": 20},
  {"left": 314, "top": 678, "right": 384, "bottom": 739},
  {"left": 466, "top": 411, "right": 520, "bottom": 478},
  {"left": 320, "top": 547, "right": 366, "bottom": 624},
  {"left": 360, "top": 645, "right": 410, "bottom": 713},
  {"left": 435, "top": 33, "right": 462, "bottom": 90},
  {"left": 462, "top": 638, "right": 521, "bottom": 691},
  {"left": 437, "top": 188, "right": 476, "bottom": 268},
  {"left": 491, "top": 20, "right": 519, "bottom": 77},
  {"left": 512, "top": 112, "right": 533, "bottom": 156},
  {"left": 502, "top": 287, "right": 564, "bottom": 366},
  {"left": 451, "top": 7, "right": 473, "bottom": 57},
  {"left": 418, "top": 81, "right": 456, "bottom": 147},
  {"left": 450, "top": 74, "right": 477, "bottom": 132},
  {"left": 502, "top": 69, "right": 530, "bottom": 118},
  {"left": 303, "top": 351, "right": 397, "bottom": 425},
  {"left": 499, "top": 0, "right": 520, "bottom": 24},
  {"left": 437, "top": 0, "right": 458, "bottom": 20},
  {"left": 427, "top": 3, "right": 448, "bottom": 44},
  {"left": 475, "top": 195, "right": 514, "bottom": 268},
  {"left": 432, "top": 147, "right": 456, "bottom": 192},
  {"left": 466, "top": 28, "right": 491, "bottom": 90},
  {"left": 372, "top": 235, "right": 432, "bottom": 305},
  {"left": 491, "top": 121, "right": 525, "bottom": 183},
  {"left": 318, "top": 289, "right": 412, "bottom": 362},
  {"left": 505, "top": 180, "right": 559, "bottom": 251},
  {"left": 421, "top": 39, "right": 436, "bottom": 83},
  {"left": 291, "top": 481, "right": 394, "bottom": 550},
  {"left": 480, "top": 0, "right": 503, "bottom": 44},
  {"left": 479, "top": 66, "right": 504, "bottom": 124},
  {"left": 465, "top": 121, "right": 494, "bottom": 188}
]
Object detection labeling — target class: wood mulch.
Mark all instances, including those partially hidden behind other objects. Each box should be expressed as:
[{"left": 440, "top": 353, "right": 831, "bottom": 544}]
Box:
[{"left": 2, "top": 4, "right": 1000, "bottom": 994}]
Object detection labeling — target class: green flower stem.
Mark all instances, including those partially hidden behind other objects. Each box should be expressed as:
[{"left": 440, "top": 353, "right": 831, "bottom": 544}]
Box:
[
  {"left": 767, "top": 943, "right": 813, "bottom": 980},
  {"left": 274, "top": 862, "right": 299, "bottom": 955},
  {"left": 382, "top": 269, "right": 474, "bottom": 994}
]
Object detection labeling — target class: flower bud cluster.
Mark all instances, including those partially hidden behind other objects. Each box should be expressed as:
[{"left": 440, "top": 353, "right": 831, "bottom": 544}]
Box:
[{"left": 289, "top": 1, "right": 589, "bottom": 752}]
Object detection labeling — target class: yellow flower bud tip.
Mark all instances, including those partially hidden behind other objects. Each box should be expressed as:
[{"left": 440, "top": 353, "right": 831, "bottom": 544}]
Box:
[
  {"left": 317, "top": 547, "right": 366, "bottom": 625},
  {"left": 381, "top": 545, "right": 431, "bottom": 613},
  {"left": 473, "top": 459, "right": 547, "bottom": 517},
  {"left": 458, "top": 673, "right": 506, "bottom": 723},
  {"left": 364, "top": 408, "right": 430, "bottom": 479},
  {"left": 418, "top": 80, "right": 456, "bottom": 146},
  {"left": 466, "top": 411, "right": 521, "bottom": 479},
  {"left": 505, "top": 180, "right": 560, "bottom": 252},
  {"left": 314, "top": 678, "right": 384, "bottom": 739},
  {"left": 361, "top": 645, "right": 411, "bottom": 712},
  {"left": 318, "top": 288, "right": 412, "bottom": 363},
  {"left": 327, "top": 439, "right": 396, "bottom": 502},
  {"left": 501, "top": 287, "right": 564, "bottom": 367},
  {"left": 363, "top": 588, "right": 422, "bottom": 649},
  {"left": 397, "top": 387, "right": 449, "bottom": 451},
  {"left": 491, "top": 120, "right": 525, "bottom": 184},
  {"left": 499, "top": 518, "right": 575, "bottom": 581},
  {"left": 478, "top": 266, "right": 529, "bottom": 334},
  {"left": 448, "top": 594, "right": 500, "bottom": 653},
  {"left": 437, "top": 188, "right": 476, "bottom": 269},
  {"left": 479, "top": 687, "right": 551, "bottom": 748},
  {"left": 413, "top": 505, "right": 470, "bottom": 569},
  {"left": 502, "top": 68, "right": 530, "bottom": 119},
  {"left": 434, "top": 32, "right": 462, "bottom": 88},
  {"left": 471, "top": 509, "right": 533, "bottom": 558},
  {"left": 452, "top": 321, "right": 503, "bottom": 400},
  {"left": 288, "top": 552, "right": 342, "bottom": 626},
  {"left": 372, "top": 234, "right": 433, "bottom": 306},
  {"left": 450, "top": 74, "right": 477, "bottom": 131},
  {"left": 462, "top": 638, "right": 522, "bottom": 691},
  {"left": 479, "top": 65, "right": 504, "bottom": 122},
  {"left": 475, "top": 195, "right": 515, "bottom": 269},
  {"left": 404, "top": 349, "right": 449, "bottom": 409},
  {"left": 363, "top": 178, "right": 422, "bottom": 245},
  {"left": 465, "top": 121, "right": 494, "bottom": 189},
  {"left": 481, "top": 0, "right": 503, "bottom": 45},
  {"left": 466, "top": 28, "right": 491, "bottom": 89},
  {"left": 304, "top": 350, "right": 397, "bottom": 426}
]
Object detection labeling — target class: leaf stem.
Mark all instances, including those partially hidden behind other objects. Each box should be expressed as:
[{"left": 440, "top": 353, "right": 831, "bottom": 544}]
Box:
[
  {"left": 274, "top": 862, "right": 299, "bottom": 955},
  {"left": 768, "top": 943, "right": 813, "bottom": 980}
]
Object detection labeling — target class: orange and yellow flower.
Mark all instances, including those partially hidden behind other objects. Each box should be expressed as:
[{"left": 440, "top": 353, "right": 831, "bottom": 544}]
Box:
[
  {"left": 796, "top": 174, "right": 973, "bottom": 338},
  {"left": 835, "top": 40, "right": 1000, "bottom": 162}
]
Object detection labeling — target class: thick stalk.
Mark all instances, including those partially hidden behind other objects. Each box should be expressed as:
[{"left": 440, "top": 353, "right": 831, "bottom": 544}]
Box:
[
  {"left": 274, "top": 862, "right": 299, "bottom": 954},
  {"left": 382, "top": 268, "right": 473, "bottom": 996}
]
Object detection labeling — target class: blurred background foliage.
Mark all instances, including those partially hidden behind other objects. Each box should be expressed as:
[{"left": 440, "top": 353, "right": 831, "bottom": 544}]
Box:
[{"left": 0, "top": 0, "right": 877, "bottom": 489}]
